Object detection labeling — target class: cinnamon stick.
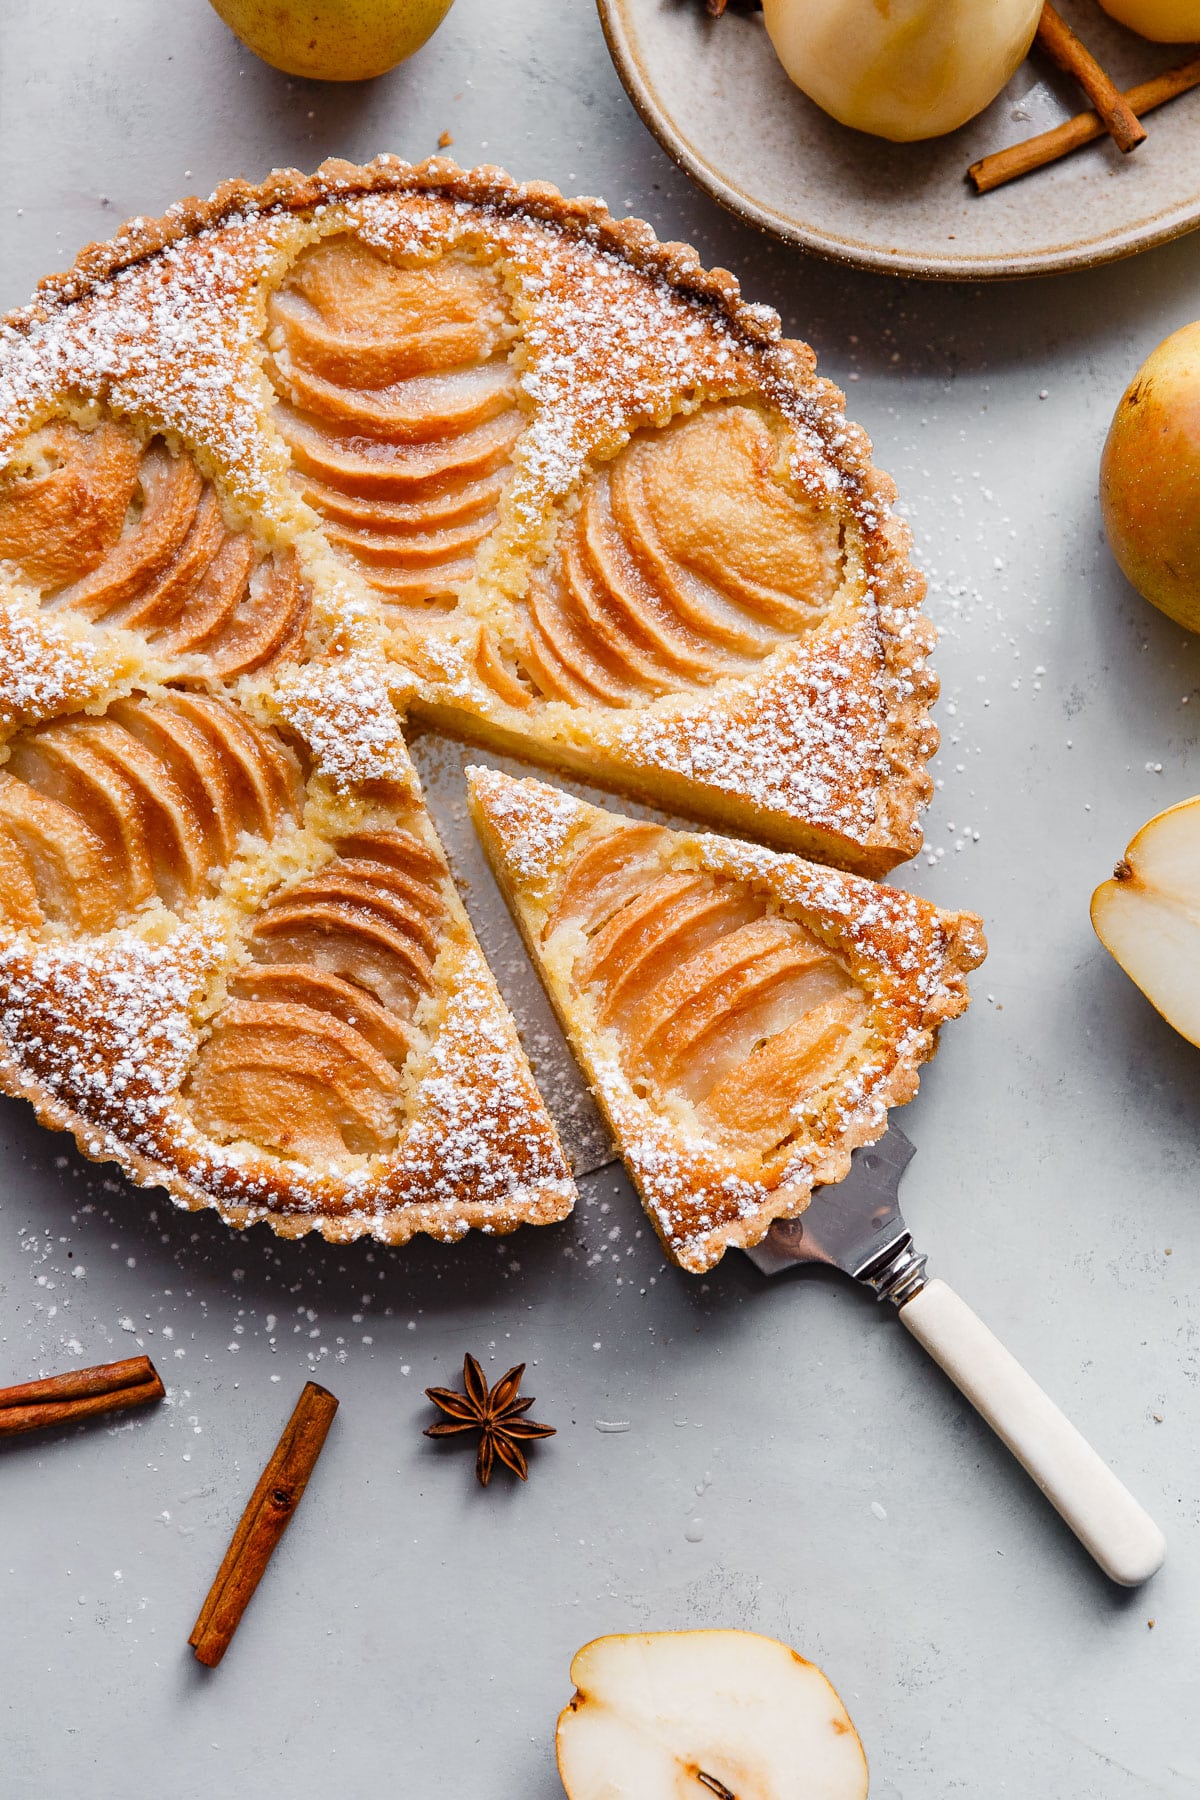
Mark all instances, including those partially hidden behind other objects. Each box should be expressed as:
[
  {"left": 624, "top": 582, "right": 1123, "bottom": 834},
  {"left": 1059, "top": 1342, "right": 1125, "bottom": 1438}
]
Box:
[
  {"left": 189, "top": 1380, "right": 338, "bottom": 1668},
  {"left": 969, "top": 55, "right": 1200, "bottom": 194},
  {"left": 0, "top": 1354, "right": 164, "bottom": 1437},
  {"left": 1035, "top": 2, "right": 1146, "bottom": 153}
]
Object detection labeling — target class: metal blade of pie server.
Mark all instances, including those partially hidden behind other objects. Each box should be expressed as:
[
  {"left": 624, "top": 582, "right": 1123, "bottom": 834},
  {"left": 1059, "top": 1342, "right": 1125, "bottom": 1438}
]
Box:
[{"left": 743, "top": 1124, "right": 917, "bottom": 1279}]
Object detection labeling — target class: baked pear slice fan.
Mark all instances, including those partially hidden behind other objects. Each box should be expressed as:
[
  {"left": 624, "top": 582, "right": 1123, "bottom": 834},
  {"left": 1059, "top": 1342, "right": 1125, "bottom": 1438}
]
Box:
[{"left": 468, "top": 766, "right": 985, "bottom": 1272}]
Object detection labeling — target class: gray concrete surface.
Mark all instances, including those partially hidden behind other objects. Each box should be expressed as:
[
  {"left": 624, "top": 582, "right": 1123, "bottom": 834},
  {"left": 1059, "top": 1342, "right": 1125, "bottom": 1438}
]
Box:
[{"left": 1, "top": 2, "right": 1199, "bottom": 1795}]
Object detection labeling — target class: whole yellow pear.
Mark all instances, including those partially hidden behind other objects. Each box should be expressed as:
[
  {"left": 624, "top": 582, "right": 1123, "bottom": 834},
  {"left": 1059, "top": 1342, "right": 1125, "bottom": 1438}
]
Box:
[
  {"left": 1097, "top": 0, "right": 1200, "bottom": 39},
  {"left": 761, "top": 0, "right": 1042, "bottom": 142},
  {"left": 207, "top": 0, "right": 454, "bottom": 80},
  {"left": 1100, "top": 322, "right": 1200, "bottom": 634}
]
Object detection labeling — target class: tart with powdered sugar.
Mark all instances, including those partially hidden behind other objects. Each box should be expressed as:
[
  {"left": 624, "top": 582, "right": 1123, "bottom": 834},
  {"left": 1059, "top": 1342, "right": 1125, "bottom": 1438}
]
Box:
[
  {"left": 468, "top": 768, "right": 985, "bottom": 1272},
  {"left": 0, "top": 155, "right": 940, "bottom": 1243}
]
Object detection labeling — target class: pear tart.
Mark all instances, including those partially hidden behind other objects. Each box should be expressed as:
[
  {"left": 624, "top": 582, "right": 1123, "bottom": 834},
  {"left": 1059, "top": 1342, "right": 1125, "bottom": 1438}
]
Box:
[
  {"left": 0, "top": 156, "right": 947, "bottom": 1244},
  {"left": 468, "top": 769, "right": 984, "bottom": 1272}
]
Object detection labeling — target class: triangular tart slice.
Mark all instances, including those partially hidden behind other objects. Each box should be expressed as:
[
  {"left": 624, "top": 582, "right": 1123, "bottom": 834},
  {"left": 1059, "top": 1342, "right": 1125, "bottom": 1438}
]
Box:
[{"left": 467, "top": 766, "right": 985, "bottom": 1272}]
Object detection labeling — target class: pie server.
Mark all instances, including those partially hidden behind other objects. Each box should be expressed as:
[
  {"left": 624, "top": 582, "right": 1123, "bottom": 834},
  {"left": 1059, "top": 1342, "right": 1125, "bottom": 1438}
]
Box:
[{"left": 742, "top": 1123, "right": 1165, "bottom": 1587}]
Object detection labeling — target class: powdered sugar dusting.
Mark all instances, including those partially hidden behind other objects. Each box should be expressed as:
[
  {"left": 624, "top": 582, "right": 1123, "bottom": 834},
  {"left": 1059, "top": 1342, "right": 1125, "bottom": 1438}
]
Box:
[
  {"left": 379, "top": 942, "right": 574, "bottom": 1216},
  {"left": 465, "top": 763, "right": 582, "bottom": 892},
  {"left": 509, "top": 239, "right": 751, "bottom": 517},
  {"left": 0, "top": 926, "right": 218, "bottom": 1155},
  {"left": 0, "top": 213, "right": 302, "bottom": 516},
  {"left": 271, "top": 654, "right": 412, "bottom": 787},
  {"left": 0, "top": 597, "right": 127, "bottom": 734},
  {"left": 615, "top": 627, "right": 889, "bottom": 843}
]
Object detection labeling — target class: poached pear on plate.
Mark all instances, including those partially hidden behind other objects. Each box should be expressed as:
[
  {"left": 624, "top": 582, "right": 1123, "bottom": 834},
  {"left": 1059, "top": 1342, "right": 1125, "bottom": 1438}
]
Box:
[{"left": 761, "top": 0, "right": 1042, "bottom": 141}]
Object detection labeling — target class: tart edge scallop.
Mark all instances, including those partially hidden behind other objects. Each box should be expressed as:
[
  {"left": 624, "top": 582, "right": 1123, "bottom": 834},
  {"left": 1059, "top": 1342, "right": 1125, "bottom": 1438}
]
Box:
[{"left": 0, "top": 1018, "right": 577, "bottom": 1247}]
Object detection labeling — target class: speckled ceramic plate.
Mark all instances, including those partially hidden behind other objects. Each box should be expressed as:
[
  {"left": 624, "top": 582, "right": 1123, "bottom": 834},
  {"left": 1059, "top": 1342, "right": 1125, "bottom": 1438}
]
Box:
[{"left": 597, "top": 0, "right": 1200, "bottom": 279}]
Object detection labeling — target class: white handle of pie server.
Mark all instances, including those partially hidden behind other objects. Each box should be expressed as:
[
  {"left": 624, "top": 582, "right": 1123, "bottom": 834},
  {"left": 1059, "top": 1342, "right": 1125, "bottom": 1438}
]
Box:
[{"left": 899, "top": 1278, "right": 1165, "bottom": 1587}]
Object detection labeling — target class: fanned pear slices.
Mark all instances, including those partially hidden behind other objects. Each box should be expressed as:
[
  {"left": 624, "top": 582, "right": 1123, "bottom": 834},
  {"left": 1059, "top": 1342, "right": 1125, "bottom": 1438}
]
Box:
[
  {"left": 0, "top": 420, "right": 311, "bottom": 677},
  {"left": 265, "top": 236, "right": 521, "bottom": 615},
  {"left": 468, "top": 766, "right": 985, "bottom": 1271},
  {"left": 0, "top": 691, "right": 300, "bottom": 932},
  {"left": 512, "top": 406, "right": 840, "bottom": 707},
  {"left": 187, "top": 824, "right": 449, "bottom": 1162}
]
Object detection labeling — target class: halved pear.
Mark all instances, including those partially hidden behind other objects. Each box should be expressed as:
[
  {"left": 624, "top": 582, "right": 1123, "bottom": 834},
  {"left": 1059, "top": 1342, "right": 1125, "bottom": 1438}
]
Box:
[
  {"left": 555, "top": 1630, "right": 868, "bottom": 1800},
  {"left": 1091, "top": 796, "right": 1200, "bottom": 1047}
]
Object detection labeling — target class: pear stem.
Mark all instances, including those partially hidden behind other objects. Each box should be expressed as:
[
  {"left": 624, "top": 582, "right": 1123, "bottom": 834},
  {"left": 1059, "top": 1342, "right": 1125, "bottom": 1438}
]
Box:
[{"left": 697, "top": 1775, "right": 737, "bottom": 1799}]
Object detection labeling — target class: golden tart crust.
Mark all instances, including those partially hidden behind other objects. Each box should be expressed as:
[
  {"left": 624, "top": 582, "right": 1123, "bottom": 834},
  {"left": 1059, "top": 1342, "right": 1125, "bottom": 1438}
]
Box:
[
  {"left": 468, "top": 767, "right": 985, "bottom": 1273},
  {"left": 0, "top": 156, "right": 940, "bottom": 1245}
]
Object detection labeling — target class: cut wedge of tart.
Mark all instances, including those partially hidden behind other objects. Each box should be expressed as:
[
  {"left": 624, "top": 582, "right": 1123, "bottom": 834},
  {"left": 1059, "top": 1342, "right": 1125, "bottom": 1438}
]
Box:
[{"left": 468, "top": 766, "right": 985, "bottom": 1272}]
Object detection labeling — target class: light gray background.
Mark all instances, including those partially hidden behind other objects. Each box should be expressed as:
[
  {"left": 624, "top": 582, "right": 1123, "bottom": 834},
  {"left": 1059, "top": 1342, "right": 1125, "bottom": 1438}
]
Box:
[{"left": 2, "top": 3, "right": 1199, "bottom": 1795}]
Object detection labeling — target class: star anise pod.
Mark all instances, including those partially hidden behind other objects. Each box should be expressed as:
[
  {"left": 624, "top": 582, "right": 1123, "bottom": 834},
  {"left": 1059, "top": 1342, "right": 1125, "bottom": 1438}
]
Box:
[{"left": 424, "top": 1354, "right": 555, "bottom": 1487}]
